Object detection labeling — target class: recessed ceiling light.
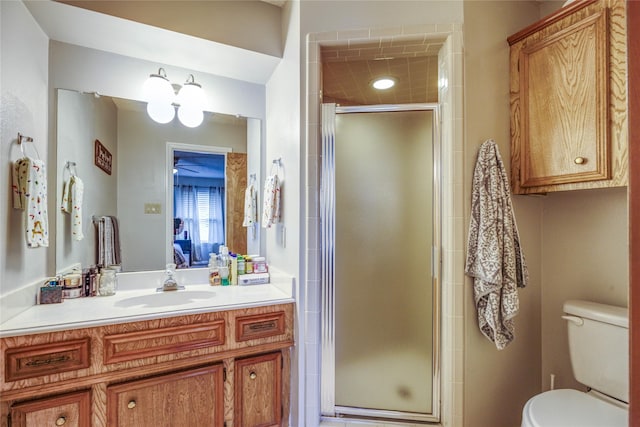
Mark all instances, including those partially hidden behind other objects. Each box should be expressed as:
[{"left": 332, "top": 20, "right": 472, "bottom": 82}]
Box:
[{"left": 372, "top": 77, "right": 396, "bottom": 90}]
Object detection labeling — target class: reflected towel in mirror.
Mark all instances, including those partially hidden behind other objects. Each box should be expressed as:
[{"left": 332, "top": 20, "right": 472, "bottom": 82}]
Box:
[
  {"left": 61, "top": 175, "right": 85, "bottom": 241},
  {"left": 95, "top": 215, "right": 121, "bottom": 267}
]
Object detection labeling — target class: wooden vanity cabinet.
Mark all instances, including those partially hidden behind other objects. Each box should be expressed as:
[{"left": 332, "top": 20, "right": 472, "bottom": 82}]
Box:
[
  {"left": 507, "top": 0, "right": 627, "bottom": 194},
  {"left": 107, "top": 365, "right": 224, "bottom": 427},
  {"left": 9, "top": 390, "right": 91, "bottom": 427},
  {"left": 1, "top": 303, "right": 294, "bottom": 427},
  {"left": 234, "top": 352, "right": 282, "bottom": 427}
]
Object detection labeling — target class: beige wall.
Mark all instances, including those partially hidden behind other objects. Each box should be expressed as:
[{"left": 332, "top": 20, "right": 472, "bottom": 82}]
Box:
[
  {"left": 541, "top": 187, "right": 629, "bottom": 391},
  {"left": 463, "top": 3, "right": 630, "bottom": 427},
  {"left": 462, "top": 2, "right": 543, "bottom": 426},
  {"left": 0, "top": 1, "right": 50, "bottom": 315}
]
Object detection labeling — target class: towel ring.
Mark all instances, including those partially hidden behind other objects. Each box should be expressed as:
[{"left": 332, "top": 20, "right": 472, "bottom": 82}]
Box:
[
  {"left": 270, "top": 158, "right": 282, "bottom": 176},
  {"left": 17, "top": 133, "right": 41, "bottom": 160},
  {"left": 65, "top": 161, "right": 78, "bottom": 177}
]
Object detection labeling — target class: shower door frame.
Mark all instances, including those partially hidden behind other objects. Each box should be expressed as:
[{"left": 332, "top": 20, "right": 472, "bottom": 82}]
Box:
[{"left": 320, "top": 103, "right": 442, "bottom": 423}]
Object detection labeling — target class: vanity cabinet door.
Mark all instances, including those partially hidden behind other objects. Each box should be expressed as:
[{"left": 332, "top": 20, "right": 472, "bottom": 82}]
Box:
[
  {"left": 234, "top": 352, "right": 282, "bottom": 427},
  {"left": 10, "top": 390, "right": 91, "bottom": 427},
  {"left": 107, "top": 365, "right": 223, "bottom": 427}
]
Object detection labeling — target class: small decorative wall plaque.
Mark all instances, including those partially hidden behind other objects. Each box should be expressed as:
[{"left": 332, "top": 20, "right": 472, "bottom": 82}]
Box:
[{"left": 94, "top": 139, "right": 112, "bottom": 175}]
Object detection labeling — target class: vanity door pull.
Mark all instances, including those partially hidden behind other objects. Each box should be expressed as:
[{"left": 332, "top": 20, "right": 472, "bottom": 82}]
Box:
[
  {"left": 127, "top": 400, "right": 137, "bottom": 409},
  {"left": 25, "top": 355, "right": 71, "bottom": 367},
  {"left": 574, "top": 156, "right": 586, "bottom": 165},
  {"left": 249, "top": 321, "right": 276, "bottom": 331},
  {"left": 55, "top": 416, "right": 67, "bottom": 426},
  {"left": 249, "top": 371, "right": 257, "bottom": 380}
]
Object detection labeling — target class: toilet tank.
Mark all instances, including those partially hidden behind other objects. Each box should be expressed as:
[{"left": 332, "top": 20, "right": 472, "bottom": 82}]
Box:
[{"left": 563, "top": 300, "right": 628, "bottom": 403}]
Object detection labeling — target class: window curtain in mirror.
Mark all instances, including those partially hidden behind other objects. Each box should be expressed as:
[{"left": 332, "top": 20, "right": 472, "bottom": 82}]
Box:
[
  {"left": 175, "top": 184, "right": 225, "bottom": 262},
  {"left": 175, "top": 185, "right": 202, "bottom": 261},
  {"left": 206, "top": 186, "right": 225, "bottom": 254}
]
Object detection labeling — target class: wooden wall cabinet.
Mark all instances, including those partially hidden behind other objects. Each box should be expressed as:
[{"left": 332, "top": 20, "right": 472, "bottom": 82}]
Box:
[
  {"left": 508, "top": 0, "right": 627, "bottom": 194},
  {"left": 1, "top": 303, "right": 293, "bottom": 427}
]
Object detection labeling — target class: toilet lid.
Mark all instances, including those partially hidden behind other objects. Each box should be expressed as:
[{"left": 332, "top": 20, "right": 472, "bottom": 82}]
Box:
[{"left": 522, "top": 389, "right": 627, "bottom": 427}]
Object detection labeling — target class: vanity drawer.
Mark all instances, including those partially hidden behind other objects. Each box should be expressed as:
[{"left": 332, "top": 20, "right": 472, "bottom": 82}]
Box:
[
  {"left": 235, "top": 311, "right": 286, "bottom": 342},
  {"left": 103, "top": 320, "right": 225, "bottom": 364},
  {"left": 5, "top": 338, "right": 91, "bottom": 382}
]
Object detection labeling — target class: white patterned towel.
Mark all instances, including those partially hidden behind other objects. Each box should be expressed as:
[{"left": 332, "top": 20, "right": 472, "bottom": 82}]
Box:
[
  {"left": 12, "top": 157, "right": 49, "bottom": 248},
  {"left": 261, "top": 174, "right": 280, "bottom": 228},
  {"left": 465, "top": 139, "right": 528, "bottom": 350}
]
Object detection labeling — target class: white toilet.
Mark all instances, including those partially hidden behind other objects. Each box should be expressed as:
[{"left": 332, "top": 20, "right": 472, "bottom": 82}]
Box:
[{"left": 521, "top": 299, "right": 629, "bottom": 427}]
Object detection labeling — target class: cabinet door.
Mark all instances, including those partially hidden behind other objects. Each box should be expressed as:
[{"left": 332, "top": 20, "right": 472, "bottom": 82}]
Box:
[
  {"left": 10, "top": 390, "right": 91, "bottom": 427},
  {"left": 234, "top": 352, "right": 282, "bottom": 427},
  {"left": 519, "top": 9, "right": 609, "bottom": 188},
  {"left": 107, "top": 365, "right": 223, "bottom": 427}
]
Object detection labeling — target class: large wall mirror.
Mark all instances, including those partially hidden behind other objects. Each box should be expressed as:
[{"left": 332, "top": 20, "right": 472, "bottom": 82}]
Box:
[{"left": 56, "top": 88, "right": 262, "bottom": 273}]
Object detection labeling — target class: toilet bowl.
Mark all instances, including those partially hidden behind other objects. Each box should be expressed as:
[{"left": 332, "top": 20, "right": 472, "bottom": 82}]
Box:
[
  {"left": 521, "top": 300, "right": 628, "bottom": 427},
  {"left": 521, "top": 389, "right": 627, "bottom": 427}
]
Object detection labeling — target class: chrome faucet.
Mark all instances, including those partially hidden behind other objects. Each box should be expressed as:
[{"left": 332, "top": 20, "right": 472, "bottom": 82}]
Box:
[{"left": 158, "top": 263, "right": 184, "bottom": 292}]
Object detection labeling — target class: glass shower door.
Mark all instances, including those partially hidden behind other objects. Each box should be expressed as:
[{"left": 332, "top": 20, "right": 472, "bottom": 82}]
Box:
[{"left": 322, "top": 104, "right": 439, "bottom": 422}]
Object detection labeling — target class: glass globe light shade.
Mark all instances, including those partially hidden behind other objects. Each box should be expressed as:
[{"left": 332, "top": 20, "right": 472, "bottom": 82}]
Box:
[
  {"left": 177, "top": 106, "right": 204, "bottom": 128},
  {"left": 147, "top": 102, "right": 175, "bottom": 124},
  {"left": 142, "top": 74, "right": 174, "bottom": 104},
  {"left": 176, "top": 82, "right": 205, "bottom": 111}
]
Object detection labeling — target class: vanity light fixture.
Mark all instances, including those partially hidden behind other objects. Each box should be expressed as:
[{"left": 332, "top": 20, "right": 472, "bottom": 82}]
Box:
[
  {"left": 142, "top": 69, "right": 205, "bottom": 127},
  {"left": 176, "top": 74, "right": 205, "bottom": 128},
  {"left": 372, "top": 77, "right": 396, "bottom": 90}
]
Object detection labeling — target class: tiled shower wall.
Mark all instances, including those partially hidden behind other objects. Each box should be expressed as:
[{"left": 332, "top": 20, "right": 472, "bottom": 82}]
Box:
[{"left": 304, "top": 24, "right": 464, "bottom": 427}]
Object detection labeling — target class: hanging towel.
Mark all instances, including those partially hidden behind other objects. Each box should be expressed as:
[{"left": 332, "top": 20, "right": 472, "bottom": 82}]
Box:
[
  {"left": 465, "top": 139, "right": 528, "bottom": 350},
  {"left": 242, "top": 183, "right": 257, "bottom": 227},
  {"left": 96, "top": 216, "right": 121, "bottom": 267},
  {"left": 61, "top": 176, "right": 85, "bottom": 241},
  {"left": 12, "top": 157, "right": 49, "bottom": 248},
  {"left": 262, "top": 174, "right": 281, "bottom": 228}
]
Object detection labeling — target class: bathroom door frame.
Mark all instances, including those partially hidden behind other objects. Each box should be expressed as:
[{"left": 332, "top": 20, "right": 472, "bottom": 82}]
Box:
[{"left": 320, "top": 102, "right": 442, "bottom": 423}]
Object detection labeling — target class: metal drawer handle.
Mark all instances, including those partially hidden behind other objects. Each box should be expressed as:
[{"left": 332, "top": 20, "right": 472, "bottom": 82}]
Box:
[
  {"left": 250, "top": 371, "right": 257, "bottom": 380},
  {"left": 55, "top": 416, "right": 66, "bottom": 426},
  {"left": 127, "top": 400, "right": 137, "bottom": 409},
  {"left": 574, "top": 157, "right": 586, "bottom": 165}
]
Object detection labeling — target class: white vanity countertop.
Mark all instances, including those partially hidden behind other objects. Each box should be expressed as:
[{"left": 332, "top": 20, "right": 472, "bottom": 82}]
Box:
[{"left": 0, "top": 270, "right": 294, "bottom": 338}]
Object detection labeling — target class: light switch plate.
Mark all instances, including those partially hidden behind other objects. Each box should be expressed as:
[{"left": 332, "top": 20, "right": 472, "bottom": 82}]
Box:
[{"left": 144, "top": 203, "right": 161, "bottom": 214}]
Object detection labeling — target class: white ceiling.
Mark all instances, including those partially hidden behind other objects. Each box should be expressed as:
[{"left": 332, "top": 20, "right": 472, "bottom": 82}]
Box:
[{"left": 24, "top": 0, "right": 281, "bottom": 84}]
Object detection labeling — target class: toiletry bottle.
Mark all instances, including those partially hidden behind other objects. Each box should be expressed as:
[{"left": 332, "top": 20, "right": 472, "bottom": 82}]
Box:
[
  {"left": 219, "top": 246, "right": 230, "bottom": 286},
  {"left": 245, "top": 256, "right": 253, "bottom": 274},
  {"left": 237, "top": 255, "right": 245, "bottom": 276},
  {"left": 230, "top": 254, "right": 238, "bottom": 285},
  {"left": 208, "top": 253, "right": 220, "bottom": 286}
]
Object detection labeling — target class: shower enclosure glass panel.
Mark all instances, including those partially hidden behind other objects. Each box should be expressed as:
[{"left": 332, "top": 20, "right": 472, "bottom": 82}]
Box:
[{"left": 322, "top": 104, "right": 439, "bottom": 422}]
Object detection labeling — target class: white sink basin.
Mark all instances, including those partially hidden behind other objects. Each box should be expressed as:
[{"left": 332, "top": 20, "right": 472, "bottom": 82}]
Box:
[{"left": 115, "top": 290, "right": 216, "bottom": 308}]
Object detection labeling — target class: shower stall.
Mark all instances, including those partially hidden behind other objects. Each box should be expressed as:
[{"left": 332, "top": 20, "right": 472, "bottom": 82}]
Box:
[{"left": 321, "top": 103, "right": 441, "bottom": 423}]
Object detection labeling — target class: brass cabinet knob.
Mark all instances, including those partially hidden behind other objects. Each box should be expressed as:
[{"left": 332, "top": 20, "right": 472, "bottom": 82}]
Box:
[
  {"left": 127, "top": 400, "right": 137, "bottom": 409},
  {"left": 55, "top": 416, "right": 66, "bottom": 426},
  {"left": 574, "top": 157, "right": 586, "bottom": 164},
  {"left": 249, "top": 371, "right": 257, "bottom": 380}
]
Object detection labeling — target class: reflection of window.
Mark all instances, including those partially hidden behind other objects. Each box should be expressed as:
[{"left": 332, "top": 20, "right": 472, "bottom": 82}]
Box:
[
  {"left": 174, "top": 184, "right": 225, "bottom": 262},
  {"left": 196, "top": 187, "right": 223, "bottom": 243}
]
